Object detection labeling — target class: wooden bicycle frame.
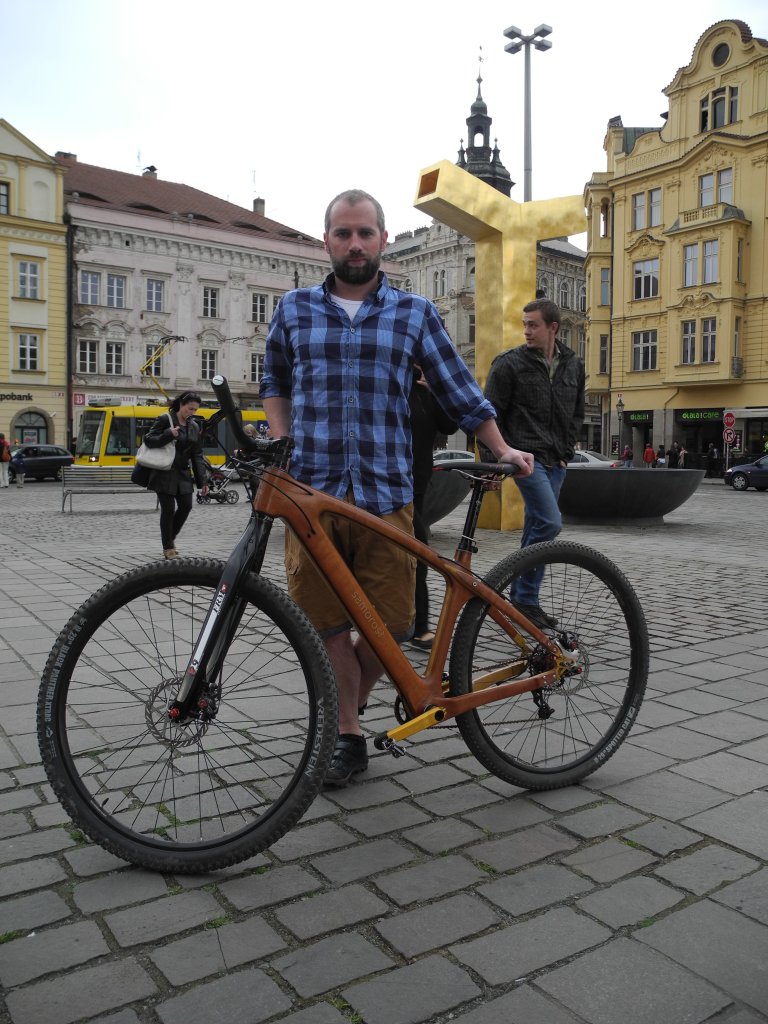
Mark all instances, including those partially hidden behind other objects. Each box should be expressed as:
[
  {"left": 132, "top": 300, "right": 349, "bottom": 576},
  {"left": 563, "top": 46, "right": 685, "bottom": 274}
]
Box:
[{"left": 252, "top": 466, "right": 577, "bottom": 744}]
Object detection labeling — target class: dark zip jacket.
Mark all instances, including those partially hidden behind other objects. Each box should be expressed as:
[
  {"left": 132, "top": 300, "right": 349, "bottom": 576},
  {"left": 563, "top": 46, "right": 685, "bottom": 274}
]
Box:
[{"left": 484, "top": 341, "right": 585, "bottom": 467}]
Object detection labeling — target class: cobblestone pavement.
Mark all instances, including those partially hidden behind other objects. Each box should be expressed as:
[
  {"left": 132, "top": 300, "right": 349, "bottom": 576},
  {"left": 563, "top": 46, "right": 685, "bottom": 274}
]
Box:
[{"left": 1, "top": 476, "right": 767, "bottom": 1024}]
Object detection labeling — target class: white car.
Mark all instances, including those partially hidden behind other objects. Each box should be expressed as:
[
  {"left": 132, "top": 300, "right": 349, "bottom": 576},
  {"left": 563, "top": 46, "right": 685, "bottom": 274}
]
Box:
[
  {"left": 432, "top": 449, "right": 476, "bottom": 464},
  {"left": 569, "top": 450, "right": 621, "bottom": 468}
]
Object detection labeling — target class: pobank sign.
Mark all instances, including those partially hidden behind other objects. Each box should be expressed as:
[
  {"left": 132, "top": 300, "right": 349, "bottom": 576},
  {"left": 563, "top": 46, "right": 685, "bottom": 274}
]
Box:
[{"left": 0, "top": 391, "right": 34, "bottom": 402}]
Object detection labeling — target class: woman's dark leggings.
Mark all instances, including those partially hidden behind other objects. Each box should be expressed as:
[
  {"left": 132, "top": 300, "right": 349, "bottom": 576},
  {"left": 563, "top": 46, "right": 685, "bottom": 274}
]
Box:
[{"left": 158, "top": 492, "right": 194, "bottom": 549}]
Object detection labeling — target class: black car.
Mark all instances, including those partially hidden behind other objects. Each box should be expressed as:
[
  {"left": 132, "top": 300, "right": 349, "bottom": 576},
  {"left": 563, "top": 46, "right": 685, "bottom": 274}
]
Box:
[
  {"left": 723, "top": 455, "right": 768, "bottom": 492},
  {"left": 10, "top": 444, "right": 75, "bottom": 481}
]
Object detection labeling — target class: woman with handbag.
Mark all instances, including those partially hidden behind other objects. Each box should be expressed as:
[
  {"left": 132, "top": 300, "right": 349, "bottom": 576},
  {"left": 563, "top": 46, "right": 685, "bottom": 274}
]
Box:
[{"left": 140, "top": 391, "right": 209, "bottom": 558}]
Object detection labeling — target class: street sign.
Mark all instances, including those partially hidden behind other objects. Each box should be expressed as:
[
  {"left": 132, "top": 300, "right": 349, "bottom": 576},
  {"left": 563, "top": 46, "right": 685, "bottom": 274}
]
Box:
[
  {"left": 723, "top": 427, "right": 736, "bottom": 445},
  {"left": 723, "top": 410, "right": 736, "bottom": 428}
]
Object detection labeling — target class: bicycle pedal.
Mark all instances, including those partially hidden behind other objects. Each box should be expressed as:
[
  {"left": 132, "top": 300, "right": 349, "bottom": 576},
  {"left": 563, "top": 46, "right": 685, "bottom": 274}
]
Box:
[{"left": 373, "top": 734, "right": 409, "bottom": 758}]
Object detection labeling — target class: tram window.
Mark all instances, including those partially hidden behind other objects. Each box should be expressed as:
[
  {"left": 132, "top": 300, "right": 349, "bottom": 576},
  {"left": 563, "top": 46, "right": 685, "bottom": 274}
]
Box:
[{"left": 105, "top": 417, "right": 132, "bottom": 456}]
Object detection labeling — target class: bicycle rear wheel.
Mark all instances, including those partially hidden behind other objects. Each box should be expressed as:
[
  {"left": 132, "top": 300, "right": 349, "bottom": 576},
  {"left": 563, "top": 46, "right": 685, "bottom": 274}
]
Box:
[
  {"left": 449, "top": 541, "right": 647, "bottom": 789},
  {"left": 38, "top": 559, "right": 337, "bottom": 873}
]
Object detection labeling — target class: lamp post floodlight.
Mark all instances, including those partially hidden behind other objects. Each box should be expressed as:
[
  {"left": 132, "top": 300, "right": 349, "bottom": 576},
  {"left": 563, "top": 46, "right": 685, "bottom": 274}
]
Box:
[{"left": 503, "top": 22, "right": 553, "bottom": 201}]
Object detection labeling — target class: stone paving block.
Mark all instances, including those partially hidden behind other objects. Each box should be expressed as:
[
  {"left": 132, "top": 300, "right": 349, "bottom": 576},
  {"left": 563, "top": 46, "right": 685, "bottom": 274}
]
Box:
[
  {"left": 558, "top": 801, "right": 648, "bottom": 838},
  {"left": 219, "top": 864, "right": 320, "bottom": 911},
  {"left": 580, "top": 744, "right": 674, "bottom": 789},
  {"left": 274, "top": 883, "right": 389, "bottom": 940},
  {"left": 0, "top": 790, "right": 40, "bottom": 813},
  {"left": 321, "top": 779, "right": 406, "bottom": 811},
  {"left": 342, "top": 954, "right": 481, "bottom": 1024},
  {"left": 0, "top": 811, "right": 31, "bottom": 838},
  {"left": 637, "top": 899, "right": 768, "bottom": 1013},
  {"left": 255, "top": 820, "right": 357, "bottom": 862},
  {"left": 0, "top": 919, "right": 110, "bottom": 987},
  {"left": 156, "top": 967, "right": 292, "bottom": 1024},
  {"left": 451, "top": 983, "right": 584, "bottom": 1023},
  {"left": 0, "top": 826, "right": 76, "bottom": 863},
  {"left": 105, "top": 889, "right": 223, "bottom": 947},
  {"left": 452, "top": 906, "right": 610, "bottom": 984},
  {"left": 274, "top": 1005, "right": 346, "bottom": 1024},
  {"left": 685, "top": 791, "right": 768, "bottom": 858},
  {"left": 405, "top": 733, "right": 470, "bottom": 764},
  {"left": 577, "top": 875, "right": 684, "bottom": 927},
  {"left": 411, "top": 782, "right": 502, "bottom": 817},
  {"left": 654, "top": 844, "right": 758, "bottom": 896},
  {"left": 635, "top": 700, "right": 696, "bottom": 728},
  {"left": 87, "top": 1012, "right": 141, "bottom": 1024},
  {"left": 374, "top": 893, "right": 500, "bottom": 957},
  {"left": 345, "top": 801, "right": 430, "bottom": 837},
  {"left": 462, "top": 795, "right": 552, "bottom": 833},
  {"left": 150, "top": 916, "right": 286, "bottom": 985},
  {"left": 625, "top": 725, "right": 729, "bottom": 760},
  {"left": 479, "top": 863, "right": 593, "bottom": 916},
  {"left": 311, "top": 838, "right": 414, "bottom": 884},
  {"left": 64, "top": 844, "right": 130, "bottom": 876},
  {"left": 4, "top": 958, "right": 158, "bottom": 1024},
  {"left": 699, "top": 678, "right": 768, "bottom": 702},
  {"left": 372, "top": 853, "right": 485, "bottom": 906},
  {"left": 172, "top": 852, "right": 271, "bottom": 888},
  {"left": 401, "top": 817, "right": 484, "bottom": 854},
  {"left": 671, "top": 749, "right": 768, "bottom": 794},
  {"left": 273, "top": 932, "right": 393, "bottom": 998},
  {"left": 666, "top": 665, "right": 739, "bottom": 686},
  {"left": 393, "top": 762, "right": 472, "bottom": 795},
  {"left": 73, "top": 868, "right": 169, "bottom": 912},
  {"left": 466, "top": 823, "right": 579, "bottom": 872},
  {"left": 538, "top": 936, "right": 731, "bottom": 1024},
  {"left": 0, "top": 889, "right": 71, "bottom": 933},
  {"left": 711, "top": 867, "right": 768, "bottom": 926},
  {"left": 622, "top": 819, "right": 701, "bottom": 855},
  {"left": 730, "top": 734, "right": 768, "bottom": 763},
  {"left": 605, "top": 770, "right": 729, "bottom": 820},
  {"left": 741, "top": 698, "right": 768, "bottom": 722},
  {"left": 682, "top": 709, "right": 768, "bottom": 743},
  {"left": 562, "top": 837, "right": 657, "bottom": 882},
  {"left": 0, "top": 856, "right": 66, "bottom": 898},
  {"left": 528, "top": 786, "right": 600, "bottom": 812},
  {"left": 30, "top": 802, "right": 72, "bottom": 827}
]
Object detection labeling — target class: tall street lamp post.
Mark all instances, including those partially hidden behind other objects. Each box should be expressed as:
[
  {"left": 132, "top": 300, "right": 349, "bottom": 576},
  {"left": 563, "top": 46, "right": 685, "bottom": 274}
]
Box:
[
  {"left": 616, "top": 395, "right": 625, "bottom": 458},
  {"left": 503, "top": 24, "right": 552, "bottom": 202}
]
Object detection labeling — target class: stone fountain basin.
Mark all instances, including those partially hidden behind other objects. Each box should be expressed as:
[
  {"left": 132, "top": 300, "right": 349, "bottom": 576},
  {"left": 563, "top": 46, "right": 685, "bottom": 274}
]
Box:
[{"left": 559, "top": 466, "right": 704, "bottom": 521}]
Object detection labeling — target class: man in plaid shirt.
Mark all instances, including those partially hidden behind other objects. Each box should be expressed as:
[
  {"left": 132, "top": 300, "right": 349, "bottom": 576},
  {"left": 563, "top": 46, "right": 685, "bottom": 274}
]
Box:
[{"left": 261, "top": 189, "right": 532, "bottom": 786}]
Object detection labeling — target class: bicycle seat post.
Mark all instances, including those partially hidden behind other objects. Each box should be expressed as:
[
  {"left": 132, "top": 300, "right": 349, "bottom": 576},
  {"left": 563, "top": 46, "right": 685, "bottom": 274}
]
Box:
[{"left": 455, "top": 477, "right": 488, "bottom": 562}]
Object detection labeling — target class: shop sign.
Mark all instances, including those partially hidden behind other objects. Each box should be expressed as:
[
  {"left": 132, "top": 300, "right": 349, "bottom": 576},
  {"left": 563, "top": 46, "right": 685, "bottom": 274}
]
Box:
[
  {"left": 0, "top": 391, "right": 34, "bottom": 402},
  {"left": 677, "top": 409, "right": 723, "bottom": 422},
  {"left": 627, "top": 410, "right": 652, "bottom": 424}
]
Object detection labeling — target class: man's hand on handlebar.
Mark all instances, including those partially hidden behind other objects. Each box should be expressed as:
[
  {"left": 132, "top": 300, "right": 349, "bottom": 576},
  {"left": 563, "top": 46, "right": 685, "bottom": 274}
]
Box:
[{"left": 497, "top": 446, "right": 534, "bottom": 477}]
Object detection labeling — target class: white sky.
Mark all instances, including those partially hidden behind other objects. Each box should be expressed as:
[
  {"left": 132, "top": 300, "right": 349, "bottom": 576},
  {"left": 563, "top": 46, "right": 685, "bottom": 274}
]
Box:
[{"left": 3, "top": 1, "right": 766, "bottom": 241}]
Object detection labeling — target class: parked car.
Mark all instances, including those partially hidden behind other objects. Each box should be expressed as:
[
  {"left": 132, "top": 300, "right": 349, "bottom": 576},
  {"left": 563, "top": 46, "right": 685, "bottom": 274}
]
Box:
[
  {"left": 723, "top": 455, "right": 768, "bottom": 492},
  {"left": 10, "top": 444, "right": 75, "bottom": 481},
  {"left": 568, "top": 450, "right": 621, "bottom": 468},
  {"left": 432, "top": 449, "right": 476, "bottom": 464}
]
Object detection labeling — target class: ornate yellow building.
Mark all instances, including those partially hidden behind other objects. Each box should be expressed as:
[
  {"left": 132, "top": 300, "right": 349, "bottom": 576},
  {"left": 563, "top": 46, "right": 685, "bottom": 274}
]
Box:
[
  {"left": 584, "top": 20, "right": 768, "bottom": 462},
  {"left": 0, "top": 120, "right": 68, "bottom": 446}
]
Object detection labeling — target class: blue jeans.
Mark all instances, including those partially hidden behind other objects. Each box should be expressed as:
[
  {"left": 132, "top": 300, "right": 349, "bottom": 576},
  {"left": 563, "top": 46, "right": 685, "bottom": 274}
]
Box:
[{"left": 512, "top": 459, "right": 565, "bottom": 605}]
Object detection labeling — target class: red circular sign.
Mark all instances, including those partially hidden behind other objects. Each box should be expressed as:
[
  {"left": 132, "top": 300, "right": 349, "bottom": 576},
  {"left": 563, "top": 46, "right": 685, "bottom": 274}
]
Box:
[
  {"left": 723, "top": 427, "right": 736, "bottom": 444},
  {"left": 723, "top": 411, "right": 736, "bottom": 428}
]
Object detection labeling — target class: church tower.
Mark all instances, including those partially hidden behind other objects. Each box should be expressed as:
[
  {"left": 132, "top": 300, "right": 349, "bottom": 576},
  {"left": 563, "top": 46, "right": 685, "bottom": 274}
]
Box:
[{"left": 456, "top": 65, "right": 513, "bottom": 197}]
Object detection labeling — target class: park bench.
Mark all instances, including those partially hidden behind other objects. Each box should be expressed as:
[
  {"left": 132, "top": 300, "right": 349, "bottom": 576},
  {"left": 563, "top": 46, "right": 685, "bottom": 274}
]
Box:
[{"left": 61, "top": 465, "right": 157, "bottom": 513}]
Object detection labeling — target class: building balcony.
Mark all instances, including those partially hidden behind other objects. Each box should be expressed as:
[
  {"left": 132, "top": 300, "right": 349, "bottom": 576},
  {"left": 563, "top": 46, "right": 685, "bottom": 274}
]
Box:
[{"left": 665, "top": 203, "right": 749, "bottom": 234}]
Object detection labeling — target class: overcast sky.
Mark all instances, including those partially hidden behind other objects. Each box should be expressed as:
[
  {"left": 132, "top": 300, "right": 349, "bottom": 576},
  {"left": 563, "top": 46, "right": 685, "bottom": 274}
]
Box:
[{"left": 3, "top": 1, "right": 766, "bottom": 242}]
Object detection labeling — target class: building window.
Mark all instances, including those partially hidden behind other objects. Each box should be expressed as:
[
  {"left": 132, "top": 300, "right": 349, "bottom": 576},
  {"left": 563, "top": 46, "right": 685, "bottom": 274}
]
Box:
[
  {"left": 682, "top": 321, "right": 696, "bottom": 364},
  {"left": 632, "top": 330, "right": 657, "bottom": 371},
  {"left": 577, "top": 328, "right": 586, "bottom": 361},
  {"left": 599, "top": 334, "right": 609, "bottom": 374},
  {"left": 107, "top": 274, "right": 126, "bottom": 309},
  {"left": 250, "top": 352, "right": 265, "bottom": 383},
  {"left": 468, "top": 313, "right": 475, "bottom": 346},
  {"left": 734, "top": 316, "right": 741, "bottom": 359},
  {"left": 718, "top": 168, "right": 733, "bottom": 204},
  {"left": 559, "top": 281, "right": 570, "bottom": 308},
  {"left": 145, "top": 343, "right": 163, "bottom": 376},
  {"left": 146, "top": 279, "right": 164, "bottom": 312},
  {"left": 578, "top": 285, "right": 586, "bottom": 313},
  {"left": 702, "top": 318, "right": 716, "bottom": 363},
  {"left": 683, "top": 244, "right": 698, "bottom": 287},
  {"left": 649, "top": 188, "right": 662, "bottom": 227},
  {"left": 80, "top": 270, "right": 100, "bottom": 305},
  {"left": 105, "top": 342, "right": 124, "bottom": 375},
  {"left": 19, "top": 260, "right": 40, "bottom": 299},
  {"left": 633, "top": 258, "right": 659, "bottom": 300},
  {"left": 272, "top": 294, "right": 282, "bottom": 313},
  {"left": 560, "top": 326, "right": 571, "bottom": 349},
  {"left": 203, "top": 287, "right": 219, "bottom": 318},
  {"left": 18, "top": 333, "right": 39, "bottom": 370},
  {"left": 0, "top": 181, "right": 9, "bottom": 215},
  {"left": 440, "top": 269, "right": 446, "bottom": 296},
  {"left": 403, "top": 278, "right": 413, "bottom": 293},
  {"left": 631, "top": 193, "right": 645, "bottom": 231},
  {"left": 700, "top": 87, "right": 738, "bottom": 131},
  {"left": 599, "top": 267, "right": 610, "bottom": 306},
  {"left": 703, "top": 240, "right": 719, "bottom": 284},
  {"left": 78, "top": 339, "right": 97, "bottom": 373},
  {"left": 699, "top": 173, "right": 714, "bottom": 208},
  {"left": 201, "top": 348, "right": 217, "bottom": 379},
  {"left": 251, "top": 292, "right": 268, "bottom": 322},
  {"left": 736, "top": 238, "right": 744, "bottom": 282},
  {"left": 432, "top": 271, "right": 439, "bottom": 298}
]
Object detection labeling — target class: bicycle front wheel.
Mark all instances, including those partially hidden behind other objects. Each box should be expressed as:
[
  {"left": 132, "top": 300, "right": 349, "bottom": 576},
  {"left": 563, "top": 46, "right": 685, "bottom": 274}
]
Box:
[
  {"left": 449, "top": 541, "right": 648, "bottom": 789},
  {"left": 38, "top": 559, "right": 338, "bottom": 873}
]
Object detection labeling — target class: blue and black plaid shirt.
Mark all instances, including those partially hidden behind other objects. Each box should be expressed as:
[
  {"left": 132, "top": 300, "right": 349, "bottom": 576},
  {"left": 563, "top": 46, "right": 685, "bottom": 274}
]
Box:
[{"left": 260, "top": 272, "right": 496, "bottom": 515}]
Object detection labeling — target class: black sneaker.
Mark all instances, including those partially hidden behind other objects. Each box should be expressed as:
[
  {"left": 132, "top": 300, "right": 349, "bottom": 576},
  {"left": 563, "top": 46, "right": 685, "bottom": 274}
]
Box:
[
  {"left": 512, "top": 600, "right": 559, "bottom": 629},
  {"left": 324, "top": 734, "right": 369, "bottom": 788}
]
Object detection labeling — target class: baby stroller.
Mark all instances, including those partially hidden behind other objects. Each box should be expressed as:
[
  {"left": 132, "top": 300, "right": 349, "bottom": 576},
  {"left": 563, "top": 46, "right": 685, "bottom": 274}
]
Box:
[{"left": 197, "top": 458, "right": 239, "bottom": 505}]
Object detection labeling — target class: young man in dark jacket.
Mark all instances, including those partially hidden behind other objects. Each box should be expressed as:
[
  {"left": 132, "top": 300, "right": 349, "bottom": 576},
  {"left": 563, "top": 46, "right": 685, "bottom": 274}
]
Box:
[{"left": 484, "top": 298, "right": 585, "bottom": 627}]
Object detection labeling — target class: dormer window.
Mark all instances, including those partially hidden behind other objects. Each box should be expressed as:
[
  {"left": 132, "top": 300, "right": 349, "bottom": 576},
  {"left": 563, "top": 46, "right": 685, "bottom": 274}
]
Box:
[{"left": 700, "top": 86, "right": 738, "bottom": 132}]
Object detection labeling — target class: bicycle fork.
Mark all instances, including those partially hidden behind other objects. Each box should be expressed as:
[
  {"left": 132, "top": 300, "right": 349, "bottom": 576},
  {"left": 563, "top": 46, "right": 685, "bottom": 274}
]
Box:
[{"left": 167, "top": 512, "right": 274, "bottom": 724}]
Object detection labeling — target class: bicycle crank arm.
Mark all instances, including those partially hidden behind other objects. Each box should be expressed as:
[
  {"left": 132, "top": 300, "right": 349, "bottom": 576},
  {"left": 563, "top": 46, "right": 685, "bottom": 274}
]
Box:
[{"left": 374, "top": 706, "right": 448, "bottom": 749}]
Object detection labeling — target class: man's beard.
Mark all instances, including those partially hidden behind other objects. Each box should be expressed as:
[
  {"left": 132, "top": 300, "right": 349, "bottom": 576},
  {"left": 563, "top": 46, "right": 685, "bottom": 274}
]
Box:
[{"left": 331, "top": 252, "right": 381, "bottom": 285}]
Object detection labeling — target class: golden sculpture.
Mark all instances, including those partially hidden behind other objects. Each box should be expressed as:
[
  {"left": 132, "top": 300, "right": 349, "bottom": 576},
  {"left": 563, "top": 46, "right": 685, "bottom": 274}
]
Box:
[{"left": 415, "top": 160, "right": 586, "bottom": 529}]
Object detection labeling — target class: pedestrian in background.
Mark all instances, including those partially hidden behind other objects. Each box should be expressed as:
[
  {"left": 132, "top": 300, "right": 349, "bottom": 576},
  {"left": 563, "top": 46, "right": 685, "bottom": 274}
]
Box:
[
  {"left": 12, "top": 450, "right": 26, "bottom": 488},
  {"left": 643, "top": 443, "right": 655, "bottom": 468},
  {"left": 668, "top": 442, "right": 680, "bottom": 468},
  {"left": 0, "top": 433, "right": 10, "bottom": 488},
  {"left": 656, "top": 444, "right": 666, "bottom": 467},
  {"left": 622, "top": 444, "right": 634, "bottom": 469}
]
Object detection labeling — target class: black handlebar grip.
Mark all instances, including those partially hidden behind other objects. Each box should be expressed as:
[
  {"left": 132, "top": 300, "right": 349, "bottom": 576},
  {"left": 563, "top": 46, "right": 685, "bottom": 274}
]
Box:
[{"left": 211, "top": 375, "right": 253, "bottom": 450}]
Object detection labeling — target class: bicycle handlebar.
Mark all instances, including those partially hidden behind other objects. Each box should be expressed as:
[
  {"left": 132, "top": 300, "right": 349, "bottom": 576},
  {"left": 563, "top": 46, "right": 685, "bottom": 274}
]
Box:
[
  {"left": 211, "top": 374, "right": 293, "bottom": 461},
  {"left": 434, "top": 461, "right": 519, "bottom": 477}
]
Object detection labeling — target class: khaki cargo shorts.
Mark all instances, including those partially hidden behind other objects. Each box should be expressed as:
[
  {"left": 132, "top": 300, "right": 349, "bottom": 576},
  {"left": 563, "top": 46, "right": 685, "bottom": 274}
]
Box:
[{"left": 284, "top": 497, "right": 416, "bottom": 639}]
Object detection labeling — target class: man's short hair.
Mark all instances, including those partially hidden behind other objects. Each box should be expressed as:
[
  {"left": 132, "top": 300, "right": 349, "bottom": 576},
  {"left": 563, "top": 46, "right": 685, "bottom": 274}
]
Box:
[
  {"left": 523, "top": 298, "right": 561, "bottom": 329},
  {"left": 324, "top": 190, "right": 386, "bottom": 233}
]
